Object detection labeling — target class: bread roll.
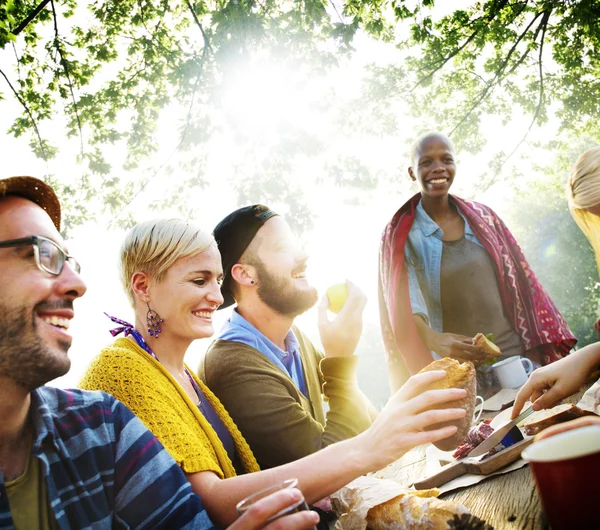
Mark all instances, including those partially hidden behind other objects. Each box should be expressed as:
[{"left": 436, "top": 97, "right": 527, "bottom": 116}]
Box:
[
  {"left": 366, "top": 492, "right": 471, "bottom": 530},
  {"left": 331, "top": 477, "right": 493, "bottom": 530},
  {"left": 418, "top": 358, "right": 477, "bottom": 451}
]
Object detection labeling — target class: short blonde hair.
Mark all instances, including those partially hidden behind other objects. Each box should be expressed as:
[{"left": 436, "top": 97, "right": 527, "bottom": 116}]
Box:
[
  {"left": 120, "top": 219, "right": 215, "bottom": 306},
  {"left": 568, "top": 146, "right": 600, "bottom": 272}
]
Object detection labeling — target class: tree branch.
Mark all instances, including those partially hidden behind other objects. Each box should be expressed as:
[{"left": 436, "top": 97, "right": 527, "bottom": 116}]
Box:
[
  {"left": 505, "top": 9, "right": 549, "bottom": 77},
  {"left": 412, "top": 27, "right": 482, "bottom": 91},
  {"left": 11, "top": 43, "right": 23, "bottom": 79},
  {"left": 449, "top": 10, "right": 544, "bottom": 136},
  {"left": 0, "top": 67, "right": 48, "bottom": 162},
  {"left": 462, "top": 67, "right": 487, "bottom": 86},
  {"left": 185, "top": 0, "right": 214, "bottom": 54},
  {"left": 412, "top": 0, "right": 514, "bottom": 90},
  {"left": 329, "top": 0, "right": 344, "bottom": 24},
  {"left": 494, "top": 9, "right": 550, "bottom": 175},
  {"left": 50, "top": 0, "right": 84, "bottom": 157},
  {"left": 11, "top": 0, "right": 51, "bottom": 36}
]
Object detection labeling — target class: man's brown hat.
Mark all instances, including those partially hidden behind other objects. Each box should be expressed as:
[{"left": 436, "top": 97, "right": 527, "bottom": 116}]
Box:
[{"left": 0, "top": 176, "right": 61, "bottom": 231}]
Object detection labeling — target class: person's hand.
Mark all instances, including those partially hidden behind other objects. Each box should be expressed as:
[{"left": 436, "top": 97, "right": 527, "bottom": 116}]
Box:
[
  {"left": 533, "top": 416, "right": 600, "bottom": 442},
  {"left": 229, "top": 488, "right": 319, "bottom": 530},
  {"left": 318, "top": 280, "right": 367, "bottom": 358},
  {"left": 511, "top": 346, "right": 600, "bottom": 419},
  {"left": 431, "top": 332, "right": 487, "bottom": 362},
  {"left": 356, "top": 370, "right": 467, "bottom": 470}
]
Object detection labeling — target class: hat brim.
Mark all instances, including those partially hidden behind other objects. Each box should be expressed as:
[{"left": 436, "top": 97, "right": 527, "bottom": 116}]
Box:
[{"left": 0, "top": 176, "right": 61, "bottom": 231}]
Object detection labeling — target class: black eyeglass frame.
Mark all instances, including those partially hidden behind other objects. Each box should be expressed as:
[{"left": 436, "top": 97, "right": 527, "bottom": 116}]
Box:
[{"left": 0, "top": 235, "right": 81, "bottom": 276}]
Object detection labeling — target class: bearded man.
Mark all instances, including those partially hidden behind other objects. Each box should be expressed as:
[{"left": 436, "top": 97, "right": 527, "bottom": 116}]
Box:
[
  {"left": 0, "top": 176, "right": 207, "bottom": 529},
  {"left": 199, "top": 205, "right": 378, "bottom": 470}
]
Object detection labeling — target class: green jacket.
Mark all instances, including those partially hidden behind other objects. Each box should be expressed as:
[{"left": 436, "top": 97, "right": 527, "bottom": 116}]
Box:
[{"left": 199, "top": 327, "right": 378, "bottom": 469}]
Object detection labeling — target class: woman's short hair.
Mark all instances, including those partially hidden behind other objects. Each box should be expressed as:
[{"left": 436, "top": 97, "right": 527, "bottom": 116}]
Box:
[
  {"left": 120, "top": 219, "right": 215, "bottom": 306},
  {"left": 409, "top": 130, "right": 455, "bottom": 166},
  {"left": 568, "top": 146, "right": 600, "bottom": 272}
]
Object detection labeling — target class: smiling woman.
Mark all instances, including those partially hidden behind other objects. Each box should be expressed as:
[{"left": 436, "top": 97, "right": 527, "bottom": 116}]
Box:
[
  {"left": 378, "top": 131, "right": 576, "bottom": 393},
  {"left": 77, "top": 215, "right": 476, "bottom": 529}
]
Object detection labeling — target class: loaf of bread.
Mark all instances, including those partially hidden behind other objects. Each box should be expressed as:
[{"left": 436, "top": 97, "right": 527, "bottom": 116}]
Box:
[
  {"left": 472, "top": 333, "right": 501, "bottom": 359},
  {"left": 418, "top": 358, "right": 477, "bottom": 451},
  {"left": 331, "top": 476, "right": 493, "bottom": 530},
  {"left": 523, "top": 403, "right": 597, "bottom": 435},
  {"left": 366, "top": 491, "right": 492, "bottom": 530}
]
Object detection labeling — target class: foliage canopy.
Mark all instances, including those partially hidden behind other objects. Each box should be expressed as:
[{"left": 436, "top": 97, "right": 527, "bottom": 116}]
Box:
[{"left": 1, "top": 1, "right": 599, "bottom": 223}]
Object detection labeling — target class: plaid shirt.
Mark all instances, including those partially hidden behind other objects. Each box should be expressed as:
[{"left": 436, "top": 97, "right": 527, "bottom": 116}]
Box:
[{"left": 0, "top": 387, "right": 214, "bottom": 529}]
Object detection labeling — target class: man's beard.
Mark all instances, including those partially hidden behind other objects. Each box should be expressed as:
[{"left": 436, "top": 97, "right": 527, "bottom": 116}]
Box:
[
  {"left": 254, "top": 260, "right": 318, "bottom": 318},
  {"left": 0, "top": 304, "right": 71, "bottom": 392}
]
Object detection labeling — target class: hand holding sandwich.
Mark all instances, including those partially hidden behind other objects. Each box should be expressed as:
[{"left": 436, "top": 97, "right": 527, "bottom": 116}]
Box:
[{"left": 413, "top": 316, "right": 488, "bottom": 362}]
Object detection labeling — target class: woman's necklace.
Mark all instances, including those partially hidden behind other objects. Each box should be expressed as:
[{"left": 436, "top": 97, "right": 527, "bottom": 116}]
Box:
[{"left": 104, "top": 313, "right": 201, "bottom": 405}]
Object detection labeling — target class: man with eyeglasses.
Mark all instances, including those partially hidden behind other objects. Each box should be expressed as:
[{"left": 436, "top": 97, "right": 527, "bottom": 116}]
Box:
[
  {"left": 0, "top": 176, "right": 320, "bottom": 530},
  {"left": 0, "top": 176, "right": 210, "bottom": 529}
]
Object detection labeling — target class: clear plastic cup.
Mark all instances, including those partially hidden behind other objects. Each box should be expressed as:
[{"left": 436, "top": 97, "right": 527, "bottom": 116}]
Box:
[{"left": 236, "top": 478, "right": 316, "bottom": 529}]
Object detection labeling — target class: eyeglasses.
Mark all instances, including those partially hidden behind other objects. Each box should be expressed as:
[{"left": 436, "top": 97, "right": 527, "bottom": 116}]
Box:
[{"left": 0, "top": 236, "right": 81, "bottom": 276}]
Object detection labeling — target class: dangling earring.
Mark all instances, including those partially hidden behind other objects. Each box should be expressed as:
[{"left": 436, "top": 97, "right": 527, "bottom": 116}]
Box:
[{"left": 146, "top": 303, "right": 164, "bottom": 338}]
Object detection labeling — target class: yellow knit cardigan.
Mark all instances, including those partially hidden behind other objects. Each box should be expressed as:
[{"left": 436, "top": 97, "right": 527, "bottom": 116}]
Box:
[{"left": 79, "top": 337, "right": 259, "bottom": 478}]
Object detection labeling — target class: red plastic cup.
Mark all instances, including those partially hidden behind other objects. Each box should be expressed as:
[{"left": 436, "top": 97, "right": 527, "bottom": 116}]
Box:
[{"left": 522, "top": 425, "right": 600, "bottom": 530}]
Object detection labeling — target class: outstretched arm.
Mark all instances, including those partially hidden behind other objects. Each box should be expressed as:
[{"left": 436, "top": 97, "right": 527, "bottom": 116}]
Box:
[
  {"left": 188, "top": 370, "right": 467, "bottom": 528},
  {"left": 512, "top": 343, "right": 600, "bottom": 419}
]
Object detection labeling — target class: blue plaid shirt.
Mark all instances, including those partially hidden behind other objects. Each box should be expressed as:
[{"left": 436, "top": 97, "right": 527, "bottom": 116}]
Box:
[{"left": 0, "top": 387, "right": 213, "bottom": 530}]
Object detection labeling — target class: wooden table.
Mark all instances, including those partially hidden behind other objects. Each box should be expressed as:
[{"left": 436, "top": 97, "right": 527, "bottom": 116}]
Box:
[{"left": 372, "top": 386, "right": 592, "bottom": 530}]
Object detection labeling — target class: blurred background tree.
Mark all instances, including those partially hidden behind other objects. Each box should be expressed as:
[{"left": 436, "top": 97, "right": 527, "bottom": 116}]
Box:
[
  {"left": 3, "top": 1, "right": 600, "bottom": 225},
  {"left": 2, "top": 0, "right": 600, "bottom": 403}
]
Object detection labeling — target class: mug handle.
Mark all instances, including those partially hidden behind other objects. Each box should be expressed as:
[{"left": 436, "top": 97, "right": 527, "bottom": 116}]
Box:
[
  {"left": 473, "top": 395, "right": 484, "bottom": 424},
  {"left": 521, "top": 357, "right": 534, "bottom": 375}
]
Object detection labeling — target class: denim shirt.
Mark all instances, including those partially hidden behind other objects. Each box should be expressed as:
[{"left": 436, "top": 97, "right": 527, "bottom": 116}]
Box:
[
  {"left": 218, "top": 310, "right": 308, "bottom": 397},
  {"left": 407, "top": 200, "right": 484, "bottom": 333}
]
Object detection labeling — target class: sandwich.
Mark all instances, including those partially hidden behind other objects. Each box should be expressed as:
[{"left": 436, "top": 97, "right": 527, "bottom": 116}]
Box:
[{"left": 472, "top": 333, "right": 501, "bottom": 361}]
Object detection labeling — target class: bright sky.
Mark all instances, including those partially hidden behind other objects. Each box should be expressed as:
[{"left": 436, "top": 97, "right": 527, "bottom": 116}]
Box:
[{"left": 0, "top": 3, "right": 559, "bottom": 390}]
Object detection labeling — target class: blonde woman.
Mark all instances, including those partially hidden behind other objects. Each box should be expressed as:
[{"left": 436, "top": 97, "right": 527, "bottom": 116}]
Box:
[
  {"left": 80, "top": 218, "right": 468, "bottom": 528},
  {"left": 512, "top": 146, "right": 600, "bottom": 430}
]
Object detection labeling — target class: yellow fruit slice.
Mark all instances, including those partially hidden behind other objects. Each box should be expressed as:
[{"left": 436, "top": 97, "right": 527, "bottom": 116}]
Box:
[{"left": 326, "top": 283, "right": 348, "bottom": 314}]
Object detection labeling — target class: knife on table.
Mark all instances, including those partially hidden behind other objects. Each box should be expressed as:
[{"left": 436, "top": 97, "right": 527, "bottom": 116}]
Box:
[{"left": 467, "top": 404, "right": 535, "bottom": 458}]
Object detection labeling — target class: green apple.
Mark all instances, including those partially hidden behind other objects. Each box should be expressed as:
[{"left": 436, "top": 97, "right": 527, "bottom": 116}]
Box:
[{"left": 326, "top": 283, "right": 348, "bottom": 314}]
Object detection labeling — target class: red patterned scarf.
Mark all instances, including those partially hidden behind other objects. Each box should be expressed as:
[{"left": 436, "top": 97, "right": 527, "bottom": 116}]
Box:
[{"left": 378, "top": 194, "right": 576, "bottom": 391}]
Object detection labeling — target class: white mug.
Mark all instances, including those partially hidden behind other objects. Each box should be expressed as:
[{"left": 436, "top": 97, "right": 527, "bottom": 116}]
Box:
[
  {"left": 491, "top": 356, "right": 534, "bottom": 389},
  {"left": 473, "top": 395, "right": 484, "bottom": 424}
]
